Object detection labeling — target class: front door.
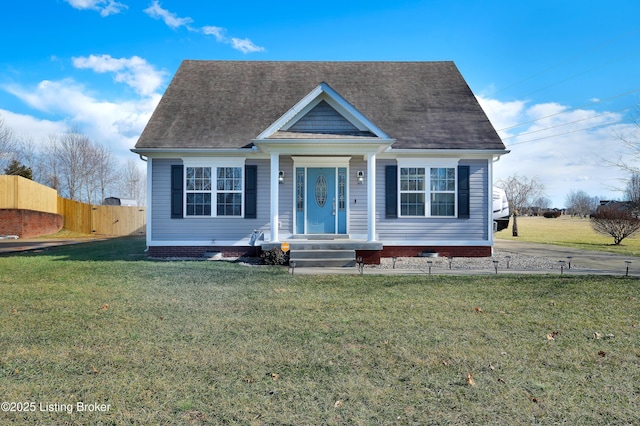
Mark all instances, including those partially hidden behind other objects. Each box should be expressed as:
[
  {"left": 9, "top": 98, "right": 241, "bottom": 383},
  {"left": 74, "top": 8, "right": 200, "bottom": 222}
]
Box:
[{"left": 306, "top": 168, "right": 336, "bottom": 234}]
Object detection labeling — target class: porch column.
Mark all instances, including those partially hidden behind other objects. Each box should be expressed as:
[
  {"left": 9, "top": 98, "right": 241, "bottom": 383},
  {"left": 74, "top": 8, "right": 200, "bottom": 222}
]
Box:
[
  {"left": 367, "top": 152, "right": 376, "bottom": 241},
  {"left": 270, "top": 153, "right": 280, "bottom": 242}
]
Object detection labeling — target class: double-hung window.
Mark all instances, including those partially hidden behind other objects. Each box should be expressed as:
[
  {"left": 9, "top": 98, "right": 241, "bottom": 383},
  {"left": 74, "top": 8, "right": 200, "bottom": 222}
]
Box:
[
  {"left": 398, "top": 161, "right": 457, "bottom": 217},
  {"left": 183, "top": 159, "right": 244, "bottom": 217}
]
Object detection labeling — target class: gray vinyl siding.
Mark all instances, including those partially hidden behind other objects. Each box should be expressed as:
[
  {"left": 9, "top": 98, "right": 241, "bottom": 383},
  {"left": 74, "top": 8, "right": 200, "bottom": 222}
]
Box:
[
  {"left": 348, "top": 157, "right": 368, "bottom": 235},
  {"left": 151, "top": 158, "right": 271, "bottom": 242},
  {"left": 376, "top": 159, "right": 488, "bottom": 242},
  {"left": 288, "top": 101, "right": 359, "bottom": 133},
  {"left": 278, "top": 157, "right": 294, "bottom": 235},
  {"left": 151, "top": 156, "right": 488, "bottom": 244}
]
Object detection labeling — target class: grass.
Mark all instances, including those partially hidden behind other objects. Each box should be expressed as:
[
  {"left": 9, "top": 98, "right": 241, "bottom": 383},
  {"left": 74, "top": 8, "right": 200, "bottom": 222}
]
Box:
[
  {"left": 495, "top": 215, "right": 640, "bottom": 256},
  {"left": 1, "top": 237, "right": 639, "bottom": 424}
]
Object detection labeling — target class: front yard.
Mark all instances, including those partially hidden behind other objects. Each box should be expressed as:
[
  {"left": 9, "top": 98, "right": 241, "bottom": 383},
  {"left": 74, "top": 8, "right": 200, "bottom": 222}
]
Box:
[{"left": 1, "top": 237, "right": 638, "bottom": 424}]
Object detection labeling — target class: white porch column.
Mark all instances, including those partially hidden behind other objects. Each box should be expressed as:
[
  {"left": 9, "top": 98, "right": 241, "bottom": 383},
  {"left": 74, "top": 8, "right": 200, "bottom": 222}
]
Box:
[
  {"left": 367, "top": 152, "right": 377, "bottom": 241},
  {"left": 270, "top": 153, "right": 280, "bottom": 243}
]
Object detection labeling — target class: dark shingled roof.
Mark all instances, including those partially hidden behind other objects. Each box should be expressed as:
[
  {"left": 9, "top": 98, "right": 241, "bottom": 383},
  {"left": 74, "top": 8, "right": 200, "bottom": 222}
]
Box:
[{"left": 135, "top": 60, "right": 505, "bottom": 151}]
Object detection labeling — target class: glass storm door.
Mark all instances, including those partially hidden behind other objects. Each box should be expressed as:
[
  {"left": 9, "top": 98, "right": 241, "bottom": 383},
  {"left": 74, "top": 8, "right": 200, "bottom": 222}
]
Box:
[{"left": 306, "top": 168, "right": 336, "bottom": 234}]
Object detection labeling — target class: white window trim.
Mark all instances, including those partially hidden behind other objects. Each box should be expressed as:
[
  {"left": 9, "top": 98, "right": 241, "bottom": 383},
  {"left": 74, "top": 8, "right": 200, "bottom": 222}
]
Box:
[
  {"left": 182, "top": 158, "right": 246, "bottom": 218},
  {"left": 397, "top": 159, "right": 458, "bottom": 218}
]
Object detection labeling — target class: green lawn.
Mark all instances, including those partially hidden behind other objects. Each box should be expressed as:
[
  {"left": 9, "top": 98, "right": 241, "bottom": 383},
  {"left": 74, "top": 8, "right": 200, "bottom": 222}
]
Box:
[
  {"left": 496, "top": 215, "right": 640, "bottom": 256},
  {"left": 1, "top": 238, "right": 639, "bottom": 424}
]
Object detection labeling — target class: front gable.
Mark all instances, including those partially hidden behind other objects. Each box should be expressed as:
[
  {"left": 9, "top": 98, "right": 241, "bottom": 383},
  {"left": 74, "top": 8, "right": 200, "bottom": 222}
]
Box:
[{"left": 256, "top": 82, "right": 391, "bottom": 141}]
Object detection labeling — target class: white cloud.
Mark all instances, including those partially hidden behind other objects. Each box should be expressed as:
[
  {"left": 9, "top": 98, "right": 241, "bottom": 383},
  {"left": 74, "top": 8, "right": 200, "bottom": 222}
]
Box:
[
  {"left": 0, "top": 109, "right": 67, "bottom": 144},
  {"left": 202, "top": 26, "right": 226, "bottom": 42},
  {"left": 72, "top": 54, "right": 166, "bottom": 97},
  {"left": 230, "top": 37, "right": 265, "bottom": 54},
  {"left": 3, "top": 75, "right": 161, "bottom": 161},
  {"left": 143, "top": 0, "right": 192, "bottom": 29},
  {"left": 478, "top": 96, "right": 634, "bottom": 207},
  {"left": 142, "top": 2, "right": 264, "bottom": 53},
  {"left": 64, "top": 0, "right": 127, "bottom": 17}
]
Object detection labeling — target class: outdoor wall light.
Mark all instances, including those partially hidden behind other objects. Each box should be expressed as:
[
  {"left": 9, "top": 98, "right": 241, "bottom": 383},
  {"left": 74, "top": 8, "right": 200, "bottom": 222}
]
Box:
[
  {"left": 357, "top": 171, "right": 364, "bottom": 184},
  {"left": 278, "top": 170, "right": 284, "bottom": 184}
]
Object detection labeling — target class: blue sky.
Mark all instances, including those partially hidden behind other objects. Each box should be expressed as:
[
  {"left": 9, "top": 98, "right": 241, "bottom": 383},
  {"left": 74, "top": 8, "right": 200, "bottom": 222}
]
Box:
[{"left": 1, "top": 0, "right": 639, "bottom": 206}]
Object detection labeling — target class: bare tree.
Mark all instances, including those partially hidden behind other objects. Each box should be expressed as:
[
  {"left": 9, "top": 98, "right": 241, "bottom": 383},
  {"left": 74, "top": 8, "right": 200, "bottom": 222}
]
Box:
[
  {"left": 0, "top": 114, "right": 17, "bottom": 171},
  {"left": 495, "top": 174, "right": 545, "bottom": 236},
  {"left": 532, "top": 195, "right": 552, "bottom": 211},
  {"left": 591, "top": 205, "right": 640, "bottom": 245},
  {"left": 624, "top": 173, "right": 640, "bottom": 213},
  {"left": 41, "top": 134, "right": 62, "bottom": 190},
  {"left": 565, "top": 190, "right": 599, "bottom": 217},
  {"left": 92, "top": 144, "right": 117, "bottom": 204},
  {"left": 119, "top": 158, "right": 146, "bottom": 206},
  {"left": 57, "top": 129, "right": 94, "bottom": 201},
  {"left": 612, "top": 105, "right": 640, "bottom": 174}
]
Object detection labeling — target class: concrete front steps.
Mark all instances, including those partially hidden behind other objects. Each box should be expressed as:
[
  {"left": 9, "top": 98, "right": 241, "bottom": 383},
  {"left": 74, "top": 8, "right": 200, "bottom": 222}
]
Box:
[
  {"left": 290, "top": 248, "right": 356, "bottom": 267},
  {"left": 261, "top": 236, "right": 383, "bottom": 268}
]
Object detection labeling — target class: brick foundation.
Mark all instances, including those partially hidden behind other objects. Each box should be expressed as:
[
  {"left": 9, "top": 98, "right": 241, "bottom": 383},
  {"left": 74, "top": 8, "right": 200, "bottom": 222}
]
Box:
[
  {"left": 149, "top": 244, "right": 491, "bottom": 264},
  {"left": 0, "top": 209, "right": 63, "bottom": 239},
  {"left": 380, "top": 246, "right": 492, "bottom": 259},
  {"left": 148, "top": 245, "right": 261, "bottom": 258}
]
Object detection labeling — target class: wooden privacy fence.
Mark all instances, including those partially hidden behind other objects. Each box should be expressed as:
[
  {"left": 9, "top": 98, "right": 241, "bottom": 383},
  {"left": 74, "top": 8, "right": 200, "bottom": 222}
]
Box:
[
  {"left": 57, "top": 197, "right": 146, "bottom": 235},
  {"left": 0, "top": 175, "right": 58, "bottom": 214},
  {"left": 1, "top": 175, "right": 145, "bottom": 236}
]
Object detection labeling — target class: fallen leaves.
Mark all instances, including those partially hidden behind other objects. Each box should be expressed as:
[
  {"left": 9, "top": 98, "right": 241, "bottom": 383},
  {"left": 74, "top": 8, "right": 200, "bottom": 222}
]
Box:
[
  {"left": 100, "top": 303, "right": 109, "bottom": 311},
  {"left": 466, "top": 373, "right": 475, "bottom": 386},
  {"left": 474, "top": 307, "right": 483, "bottom": 313},
  {"left": 547, "top": 331, "right": 559, "bottom": 340}
]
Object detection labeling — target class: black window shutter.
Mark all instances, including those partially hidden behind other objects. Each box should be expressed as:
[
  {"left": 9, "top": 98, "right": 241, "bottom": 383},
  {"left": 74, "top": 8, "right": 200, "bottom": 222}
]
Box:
[
  {"left": 171, "top": 165, "right": 183, "bottom": 219},
  {"left": 458, "top": 165, "right": 470, "bottom": 219},
  {"left": 245, "top": 165, "right": 257, "bottom": 219},
  {"left": 385, "top": 165, "right": 398, "bottom": 218}
]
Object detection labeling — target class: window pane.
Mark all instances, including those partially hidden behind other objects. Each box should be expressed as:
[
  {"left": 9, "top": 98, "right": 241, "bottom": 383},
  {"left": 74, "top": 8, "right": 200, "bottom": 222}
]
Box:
[
  {"left": 217, "top": 193, "right": 242, "bottom": 216},
  {"left": 186, "top": 167, "right": 211, "bottom": 191},
  {"left": 401, "top": 193, "right": 425, "bottom": 216},
  {"left": 186, "top": 193, "right": 211, "bottom": 216},
  {"left": 400, "top": 167, "right": 425, "bottom": 192},
  {"left": 217, "top": 167, "right": 242, "bottom": 192},
  {"left": 431, "top": 193, "right": 455, "bottom": 216},
  {"left": 430, "top": 167, "right": 455, "bottom": 191}
]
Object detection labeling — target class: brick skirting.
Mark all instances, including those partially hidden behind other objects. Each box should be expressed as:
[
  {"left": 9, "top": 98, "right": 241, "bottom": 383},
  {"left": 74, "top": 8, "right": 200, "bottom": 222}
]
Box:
[
  {"left": 148, "top": 244, "right": 491, "bottom": 264},
  {"left": 0, "top": 209, "right": 63, "bottom": 239},
  {"left": 148, "top": 245, "right": 261, "bottom": 258}
]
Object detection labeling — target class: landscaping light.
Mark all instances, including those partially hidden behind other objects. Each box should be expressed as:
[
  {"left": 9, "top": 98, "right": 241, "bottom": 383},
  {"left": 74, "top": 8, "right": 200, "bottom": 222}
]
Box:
[
  {"left": 493, "top": 260, "right": 499, "bottom": 274},
  {"left": 625, "top": 260, "right": 632, "bottom": 277},
  {"left": 427, "top": 260, "right": 433, "bottom": 276},
  {"left": 566, "top": 256, "right": 572, "bottom": 269},
  {"left": 392, "top": 256, "right": 397, "bottom": 269},
  {"left": 505, "top": 255, "right": 511, "bottom": 269},
  {"left": 289, "top": 260, "right": 296, "bottom": 275},
  {"left": 558, "top": 260, "right": 566, "bottom": 275},
  {"left": 448, "top": 256, "right": 453, "bottom": 270},
  {"left": 357, "top": 256, "right": 364, "bottom": 275}
]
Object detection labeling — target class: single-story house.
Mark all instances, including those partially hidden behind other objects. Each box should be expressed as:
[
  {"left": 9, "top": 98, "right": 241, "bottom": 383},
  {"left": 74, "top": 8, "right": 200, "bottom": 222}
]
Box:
[{"left": 133, "top": 61, "right": 508, "bottom": 265}]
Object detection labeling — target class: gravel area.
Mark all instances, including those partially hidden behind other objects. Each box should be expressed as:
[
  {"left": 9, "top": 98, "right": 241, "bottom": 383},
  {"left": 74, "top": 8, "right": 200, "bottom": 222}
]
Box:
[{"left": 372, "top": 250, "right": 580, "bottom": 271}]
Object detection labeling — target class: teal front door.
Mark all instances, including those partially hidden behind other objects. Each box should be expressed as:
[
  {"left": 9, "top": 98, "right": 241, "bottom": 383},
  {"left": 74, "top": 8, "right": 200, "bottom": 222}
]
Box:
[{"left": 307, "top": 168, "right": 336, "bottom": 233}]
